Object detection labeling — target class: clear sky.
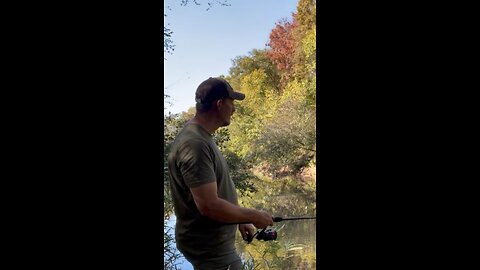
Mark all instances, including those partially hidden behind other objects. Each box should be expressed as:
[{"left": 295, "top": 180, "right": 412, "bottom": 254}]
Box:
[{"left": 164, "top": 0, "right": 299, "bottom": 115}]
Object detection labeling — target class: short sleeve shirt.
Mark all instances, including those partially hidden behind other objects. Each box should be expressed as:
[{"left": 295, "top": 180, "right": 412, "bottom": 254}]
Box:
[{"left": 167, "top": 123, "right": 238, "bottom": 260}]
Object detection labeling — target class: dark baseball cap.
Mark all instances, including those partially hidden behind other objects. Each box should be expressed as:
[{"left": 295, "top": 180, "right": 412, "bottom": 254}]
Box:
[{"left": 195, "top": 77, "right": 245, "bottom": 104}]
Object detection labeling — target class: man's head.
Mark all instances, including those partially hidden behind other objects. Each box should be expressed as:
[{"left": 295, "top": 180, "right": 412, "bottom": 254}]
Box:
[{"left": 195, "top": 77, "right": 245, "bottom": 126}]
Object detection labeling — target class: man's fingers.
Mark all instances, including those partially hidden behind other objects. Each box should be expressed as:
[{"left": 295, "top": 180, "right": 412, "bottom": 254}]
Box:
[{"left": 239, "top": 225, "right": 248, "bottom": 240}]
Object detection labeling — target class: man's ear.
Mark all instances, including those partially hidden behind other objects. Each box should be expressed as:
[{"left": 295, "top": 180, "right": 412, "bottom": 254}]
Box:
[{"left": 215, "top": 99, "right": 223, "bottom": 110}]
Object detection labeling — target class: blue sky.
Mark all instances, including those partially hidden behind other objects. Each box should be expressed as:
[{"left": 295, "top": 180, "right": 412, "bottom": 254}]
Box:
[{"left": 164, "top": 0, "right": 299, "bottom": 115}]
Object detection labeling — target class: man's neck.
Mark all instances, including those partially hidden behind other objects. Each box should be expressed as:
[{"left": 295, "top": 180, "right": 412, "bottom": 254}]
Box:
[{"left": 190, "top": 114, "right": 219, "bottom": 135}]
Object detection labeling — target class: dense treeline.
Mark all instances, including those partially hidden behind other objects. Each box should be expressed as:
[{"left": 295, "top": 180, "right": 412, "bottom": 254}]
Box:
[{"left": 224, "top": 0, "right": 315, "bottom": 178}]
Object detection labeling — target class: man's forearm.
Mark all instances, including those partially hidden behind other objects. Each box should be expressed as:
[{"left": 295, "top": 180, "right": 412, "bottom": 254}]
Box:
[{"left": 199, "top": 197, "right": 257, "bottom": 224}]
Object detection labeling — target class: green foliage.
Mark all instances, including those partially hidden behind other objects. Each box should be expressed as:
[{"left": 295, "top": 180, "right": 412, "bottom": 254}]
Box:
[
  {"left": 254, "top": 108, "right": 316, "bottom": 175},
  {"left": 222, "top": 148, "right": 257, "bottom": 196},
  {"left": 215, "top": 127, "right": 258, "bottom": 196}
]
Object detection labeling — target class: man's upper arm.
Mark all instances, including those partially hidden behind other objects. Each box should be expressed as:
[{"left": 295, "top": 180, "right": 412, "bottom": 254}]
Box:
[
  {"left": 178, "top": 139, "right": 216, "bottom": 188},
  {"left": 190, "top": 181, "right": 218, "bottom": 213}
]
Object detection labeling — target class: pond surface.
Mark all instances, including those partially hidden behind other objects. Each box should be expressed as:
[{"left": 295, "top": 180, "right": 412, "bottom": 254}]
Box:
[{"left": 164, "top": 186, "right": 316, "bottom": 270}]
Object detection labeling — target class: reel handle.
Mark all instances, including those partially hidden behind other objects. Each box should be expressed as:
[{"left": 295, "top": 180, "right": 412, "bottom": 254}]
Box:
[{"left": 246, "top": 229, "right": 261, "bottom": 244}]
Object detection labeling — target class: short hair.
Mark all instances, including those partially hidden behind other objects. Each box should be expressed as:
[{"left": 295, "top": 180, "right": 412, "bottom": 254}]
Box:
[{"left": 196, "top": 100, "right": 215, "bottom": 113}]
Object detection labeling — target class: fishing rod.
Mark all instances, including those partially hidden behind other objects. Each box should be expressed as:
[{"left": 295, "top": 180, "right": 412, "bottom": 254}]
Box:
[
  {"left": 230, "top": 216, "right": 317, "bottom": 225},
  {"left": 273, "top": 216, "right": 316, "bottom": 222}
]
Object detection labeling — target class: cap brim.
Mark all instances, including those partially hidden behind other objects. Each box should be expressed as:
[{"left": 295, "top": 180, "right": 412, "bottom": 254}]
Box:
[{"left": 230, "top": 91, "right": 245, "bottom": 100}]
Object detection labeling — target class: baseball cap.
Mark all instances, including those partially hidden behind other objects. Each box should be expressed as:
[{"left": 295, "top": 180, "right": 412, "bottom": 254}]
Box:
[{"left": 195, "top": 77, "right": 245, "bottom": 104}]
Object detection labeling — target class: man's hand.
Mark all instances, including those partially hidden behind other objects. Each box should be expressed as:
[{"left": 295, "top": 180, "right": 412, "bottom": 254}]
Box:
[
  {"left": 239, "top": 224, "right": 256, "bottom": 242},
  {"left": 252, "top": 210, "right": 274, "bottom": 229}
]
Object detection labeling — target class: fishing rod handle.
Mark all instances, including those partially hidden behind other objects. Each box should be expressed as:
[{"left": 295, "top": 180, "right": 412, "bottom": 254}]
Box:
[
  {"left": 232, "top": 219, "right": 275, "bottom": 225},
  {"left": 273, "top": 217, "right": 283, "bottom": 222},
  {"left": 227, "top": 216, "right": 315, "bottom": 225},
  {"left": 233, "top": 217, "right": 281, "bottom": 224}
]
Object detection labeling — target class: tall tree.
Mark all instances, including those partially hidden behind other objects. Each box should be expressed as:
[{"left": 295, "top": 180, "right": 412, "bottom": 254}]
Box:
[
  {"left": 266, "top": 17, "right": 298, "bottom": 88},
  {"left": 291, "top": 0, "right": 316, "bottom": 81}
]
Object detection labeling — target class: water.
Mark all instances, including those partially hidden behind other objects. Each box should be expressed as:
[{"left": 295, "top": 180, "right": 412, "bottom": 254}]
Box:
[{"left": 235, "top": 214, "right": 317, "bottom": 269}]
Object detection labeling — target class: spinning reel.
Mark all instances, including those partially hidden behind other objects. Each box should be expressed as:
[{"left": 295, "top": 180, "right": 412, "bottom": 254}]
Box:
[{"left": 245, "top": 227, "right": 277, "bottom": 244}]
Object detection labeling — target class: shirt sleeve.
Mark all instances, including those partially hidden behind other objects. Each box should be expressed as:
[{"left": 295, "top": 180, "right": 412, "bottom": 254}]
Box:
[{"left": 177, "top": 139, "right": 217, "bottom": 188}]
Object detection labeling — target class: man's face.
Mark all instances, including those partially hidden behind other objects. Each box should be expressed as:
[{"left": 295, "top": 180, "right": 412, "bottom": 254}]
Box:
[{"left": 218, "top": 98, "right": 235, "bottom": 126}]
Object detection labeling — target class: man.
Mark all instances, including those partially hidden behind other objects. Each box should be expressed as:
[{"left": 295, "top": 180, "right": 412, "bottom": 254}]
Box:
[{"left": 167, "top": 77, "right": 273, "bottom": 270}]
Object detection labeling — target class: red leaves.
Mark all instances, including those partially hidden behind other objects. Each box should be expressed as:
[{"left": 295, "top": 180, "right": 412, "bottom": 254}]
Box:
[{"left": 266, "top": 18, "right": 297, "bottom": 73}]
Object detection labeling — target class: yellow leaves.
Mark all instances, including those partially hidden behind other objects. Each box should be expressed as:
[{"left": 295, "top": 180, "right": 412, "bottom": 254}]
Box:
[
  {"left": 279, "top": 79, "right": 304, "bottom": 104},
  {"left": 302, "top": 26, "right": 316, "bottom": 60},
  {"left": 240, "top": 69, "right": 278, "bottom": 108},
  {"left": 240, "top": 69, "right": 271, "bottom": 110},
  {"left": 302, "top": 26, "right": 316, "bottom": 76}
]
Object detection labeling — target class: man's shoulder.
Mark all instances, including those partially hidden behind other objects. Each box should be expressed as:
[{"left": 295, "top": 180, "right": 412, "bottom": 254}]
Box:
[
  {"left": 177, "top": 124, "right": 211, "bottom": 142},
  {"left": 173, "top": 128, "right": 212, "bottom": 152}
]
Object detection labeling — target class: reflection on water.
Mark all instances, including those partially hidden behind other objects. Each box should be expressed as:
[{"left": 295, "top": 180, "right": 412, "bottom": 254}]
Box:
[
  {"left": 167, "top": 191, "right": 317, "bottom": 270},
  {"left": 235, "top": 200, "right": 316, "bottom": 269}
]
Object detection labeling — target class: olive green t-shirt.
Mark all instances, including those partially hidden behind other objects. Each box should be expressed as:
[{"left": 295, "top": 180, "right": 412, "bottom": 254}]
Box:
[{"left": 167, "top": 123, "right": 238, "bottom": 262}]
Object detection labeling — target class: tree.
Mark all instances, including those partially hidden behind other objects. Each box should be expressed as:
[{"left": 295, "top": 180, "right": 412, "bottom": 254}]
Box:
[
  {"left": 229, "top": 49, "right": 281, "bottom": 95},
  {"left": 294, "top": 0, "right": 316, "bottom": 37},
  {"left": 266, "top": 17, "right": 298, "bottom": 88}
]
